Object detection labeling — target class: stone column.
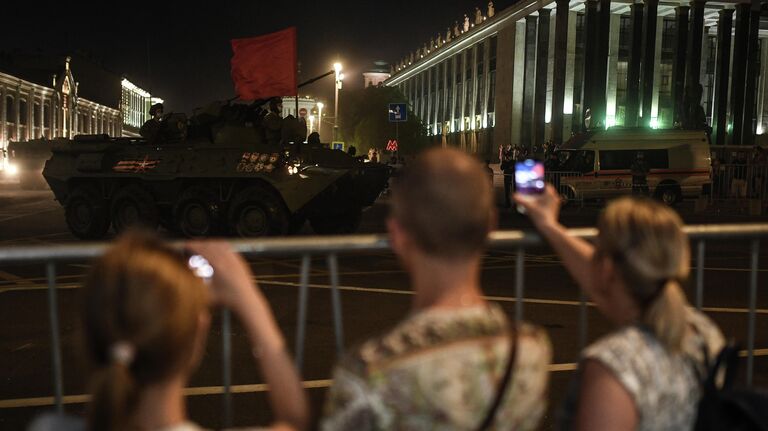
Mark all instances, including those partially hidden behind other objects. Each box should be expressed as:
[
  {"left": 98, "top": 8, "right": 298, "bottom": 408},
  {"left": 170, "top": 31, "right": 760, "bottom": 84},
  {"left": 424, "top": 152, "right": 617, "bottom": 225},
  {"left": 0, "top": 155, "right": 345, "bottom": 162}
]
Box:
[
  {"left": 552, "top": 0, "right": 570, "bottom": 144},
  {"left": 534, "top": 9, "right": 551, "bottom": 147},
  {"left": 0, "top": 86, "right": 6, "bottom": 143},
  {"left": 730, "top": 3, "right": 749, "bottom": 145},
  {"left": 512, "top": 21, "right": 526, "bottom": 146},
  {"left": 713, "top": 7, "right": 733, "bottom": 145},
  {"left": 672, "top": 5, "right": 689, "bottom": 125},
  {"left": 522, "top": 16, "right": 537, "bottom": 148},
  {"left": 564, "top": 11, "right": 577, "bottom": 135},
  {"left": 581, "top": 0, "right": 599, "bottom": 130},
  {"left": 741, "top": 0, "right": 761, "bottom": 147},
  {"left": 626, "top": 1, "right": 644, "bottom": 127},
  {"left": 593, "top": 0, "right": 611, "bottom": 128},
  {"left": 641, "top": 0, "right": 659, "bottom": 127},
  {"left": 683, "top": 0, "right": 705, "bottom": 125},
  {"left": 495, "top": 24, "right": 517, "bottom": 152},
  {"left": 606, "top": 14, "right": 621, "bottom": 127}
]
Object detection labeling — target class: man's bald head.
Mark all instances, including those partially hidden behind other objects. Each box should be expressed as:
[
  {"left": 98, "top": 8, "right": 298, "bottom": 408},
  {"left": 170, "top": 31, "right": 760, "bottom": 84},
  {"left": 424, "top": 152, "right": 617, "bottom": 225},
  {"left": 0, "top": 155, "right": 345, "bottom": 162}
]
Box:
[{"left": 390, "top": 148, "right": 496, "bottom": 259}]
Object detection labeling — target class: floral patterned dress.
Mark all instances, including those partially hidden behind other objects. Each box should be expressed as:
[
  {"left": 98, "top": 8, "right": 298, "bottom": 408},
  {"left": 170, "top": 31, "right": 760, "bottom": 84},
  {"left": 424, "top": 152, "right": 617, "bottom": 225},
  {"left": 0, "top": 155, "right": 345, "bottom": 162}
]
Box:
[
  {"left": 321, "top": 304, "right": 551, "bottom": 431},
  {"left": 559, "top": 308, "right": 724, "bottom": 431}
]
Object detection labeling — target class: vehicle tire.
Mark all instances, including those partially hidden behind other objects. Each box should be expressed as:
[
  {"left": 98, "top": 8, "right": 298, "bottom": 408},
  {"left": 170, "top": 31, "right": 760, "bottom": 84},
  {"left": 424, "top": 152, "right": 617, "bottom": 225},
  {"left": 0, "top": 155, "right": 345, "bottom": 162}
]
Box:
[
  {"left": 174, "top": 186, "right": 221, "bottom": 237},
  {"left": 111, "top": 185, "right": 160, "bottom": 232},
  {"left": 228, "top": 186, "right": 289, "bottom": 237},
  {"left": 309, "top": 208, "right": 363, "bottom": 235},
  {"left": 559, "top": 187, "right": 575, "bottom": 208},
  {"left": 655, "top": 185, "right": 681, "bottom": 206},
  {"left": 64, "top": 186, "right": 110, "bottom": 239}
]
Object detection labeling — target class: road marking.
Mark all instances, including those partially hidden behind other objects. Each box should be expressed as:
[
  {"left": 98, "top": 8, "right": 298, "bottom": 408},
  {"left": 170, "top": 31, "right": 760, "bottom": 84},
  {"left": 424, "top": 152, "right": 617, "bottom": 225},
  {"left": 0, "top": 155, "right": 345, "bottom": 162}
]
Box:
[
  {"left": 0, "top": 270, "right": 23, "bottom": 283},
  {"left": 4, "top": 349, "right": 768, "bottom": 409},
  {"left": 2, "top": 277, "right": 768, "bottom": 316}
]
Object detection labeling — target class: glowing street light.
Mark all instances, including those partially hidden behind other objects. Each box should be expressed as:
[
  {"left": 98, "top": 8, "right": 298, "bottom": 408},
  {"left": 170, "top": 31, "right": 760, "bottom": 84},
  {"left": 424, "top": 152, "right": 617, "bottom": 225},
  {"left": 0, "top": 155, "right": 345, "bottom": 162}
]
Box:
[
  {"left": 316, "top": 102, "right": 324, "bottom": 137},
  {"left": 309, "top": 114, "right": 315, "bottom": 134},
  {"left": 333, "top": 62, "right": 344, "bottom": 141}
]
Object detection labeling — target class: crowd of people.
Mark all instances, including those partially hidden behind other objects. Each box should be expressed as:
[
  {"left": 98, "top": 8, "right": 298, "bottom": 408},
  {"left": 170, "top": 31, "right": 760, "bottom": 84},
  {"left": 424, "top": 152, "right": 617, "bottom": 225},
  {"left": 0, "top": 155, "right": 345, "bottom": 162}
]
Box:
[
  {"left": 31, "top": 148, "right": 734, "bottom": 431},
  {"left": 711, "top": 146, "right": 768, "bottom": 200}
]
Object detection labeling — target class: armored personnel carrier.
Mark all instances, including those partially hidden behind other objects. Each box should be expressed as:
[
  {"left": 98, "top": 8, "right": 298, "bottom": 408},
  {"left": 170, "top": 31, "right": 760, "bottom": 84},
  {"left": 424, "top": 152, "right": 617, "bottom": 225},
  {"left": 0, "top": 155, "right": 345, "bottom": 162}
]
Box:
[{"left": 43, "top": 101, "right": 390, "bottom": 239}]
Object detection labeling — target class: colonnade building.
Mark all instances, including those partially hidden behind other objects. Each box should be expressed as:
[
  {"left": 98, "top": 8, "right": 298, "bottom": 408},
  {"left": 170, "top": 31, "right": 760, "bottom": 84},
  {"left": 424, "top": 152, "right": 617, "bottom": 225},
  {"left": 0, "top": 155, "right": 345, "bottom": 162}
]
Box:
[
  {"left": 0, "top": 54, "right": 163, "bottom": 149},
  {"left": 385, "top": 0, "right": 768, "bottom": 160}
]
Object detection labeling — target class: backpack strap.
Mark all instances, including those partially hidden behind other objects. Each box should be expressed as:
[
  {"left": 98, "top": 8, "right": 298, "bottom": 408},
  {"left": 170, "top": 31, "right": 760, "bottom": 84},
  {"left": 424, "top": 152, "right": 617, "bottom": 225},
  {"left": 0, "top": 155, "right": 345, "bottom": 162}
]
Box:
[{"left": 477, "top": 324, "right": 518, "bottom": 431}]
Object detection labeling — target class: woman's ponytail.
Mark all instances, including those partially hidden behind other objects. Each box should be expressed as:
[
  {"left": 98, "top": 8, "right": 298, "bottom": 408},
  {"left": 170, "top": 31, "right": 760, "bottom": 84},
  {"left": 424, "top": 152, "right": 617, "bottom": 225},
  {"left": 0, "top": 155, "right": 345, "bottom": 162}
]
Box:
[
  {"left": 87, "top": 362, "right": 137, "bottom": 431},
  {"left": 642, "top": 280, "right": 688, "bottom": 352}
]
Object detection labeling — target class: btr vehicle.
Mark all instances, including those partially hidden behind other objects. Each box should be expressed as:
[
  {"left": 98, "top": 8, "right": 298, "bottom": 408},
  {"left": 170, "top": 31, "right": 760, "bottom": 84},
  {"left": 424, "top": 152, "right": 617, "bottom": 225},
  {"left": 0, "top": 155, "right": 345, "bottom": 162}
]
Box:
[{"left": 42, "top": 101, "right": 390, "bottom": 239}]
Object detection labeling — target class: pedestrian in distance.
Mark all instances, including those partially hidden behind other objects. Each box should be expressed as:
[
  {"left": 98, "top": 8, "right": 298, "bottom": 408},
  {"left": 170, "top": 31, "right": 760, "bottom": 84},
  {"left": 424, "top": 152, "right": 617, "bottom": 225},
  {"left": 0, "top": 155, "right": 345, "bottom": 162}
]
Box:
[
  {"left": 29, "top": 232, "right": 309, "bottom": 431},
  {"left": 630, "top": 151, "right": 650, "bottom": 196},
  {"left": 514, "top": 187, "right": 724, "bottom": 431},
  {"left": 500, "top": 143, "right": 515, "bottom": 208},
  {"left": 321, "top": 148, "right": 551, "bottom": 431}
]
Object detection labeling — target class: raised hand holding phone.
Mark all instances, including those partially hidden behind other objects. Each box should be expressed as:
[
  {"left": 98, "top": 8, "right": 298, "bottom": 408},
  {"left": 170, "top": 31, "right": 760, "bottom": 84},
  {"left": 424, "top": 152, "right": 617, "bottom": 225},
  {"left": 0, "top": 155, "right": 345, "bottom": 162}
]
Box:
[{"left": 514, "top": 159, "right": 546, "bottom": 213}]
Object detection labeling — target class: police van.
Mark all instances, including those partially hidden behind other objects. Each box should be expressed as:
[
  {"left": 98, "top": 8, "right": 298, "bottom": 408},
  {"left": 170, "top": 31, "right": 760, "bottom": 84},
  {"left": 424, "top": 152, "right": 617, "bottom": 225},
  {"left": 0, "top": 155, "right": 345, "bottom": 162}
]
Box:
[{"left": 554, "top": 129, "right": 711, "bottom": 205}]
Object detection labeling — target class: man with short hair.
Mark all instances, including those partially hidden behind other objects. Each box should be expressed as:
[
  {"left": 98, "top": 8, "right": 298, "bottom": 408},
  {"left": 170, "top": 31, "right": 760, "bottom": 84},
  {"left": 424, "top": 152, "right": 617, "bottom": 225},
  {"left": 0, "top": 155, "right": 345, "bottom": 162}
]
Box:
[{"left": 321, "top": 148, "right": 551, "bottom": 431}]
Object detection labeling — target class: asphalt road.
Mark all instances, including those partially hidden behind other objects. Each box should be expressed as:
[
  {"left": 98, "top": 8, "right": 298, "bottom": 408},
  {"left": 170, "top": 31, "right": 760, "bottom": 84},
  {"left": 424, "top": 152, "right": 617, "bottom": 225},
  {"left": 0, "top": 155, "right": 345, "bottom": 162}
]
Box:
[{"left": 1, "top": 180, "right": 767, "bottom": 430}]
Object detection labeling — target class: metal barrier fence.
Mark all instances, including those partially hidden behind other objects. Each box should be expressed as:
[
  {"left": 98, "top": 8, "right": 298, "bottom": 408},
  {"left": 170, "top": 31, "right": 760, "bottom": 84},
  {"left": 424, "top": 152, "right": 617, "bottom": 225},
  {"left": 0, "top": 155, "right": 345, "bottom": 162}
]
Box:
[
  {"left": 711, "top": 164, "right": 768, "bottom": 201},
  {"left": 0, "top": 224, "right": 766, "bottom": 426},
  {"left": 493, "top": 170, "right": 585, "bottom": 205}
]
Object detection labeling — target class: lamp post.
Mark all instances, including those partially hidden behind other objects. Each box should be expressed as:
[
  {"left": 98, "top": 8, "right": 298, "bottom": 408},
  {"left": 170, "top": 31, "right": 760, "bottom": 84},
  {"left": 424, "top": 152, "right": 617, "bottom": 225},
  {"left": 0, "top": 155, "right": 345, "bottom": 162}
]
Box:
[
  {"left": 316, "top": 102, "right": 324, "bottom": 138},
  {"left": 333, "top": 62, "right": 344, "bottom": 142}
]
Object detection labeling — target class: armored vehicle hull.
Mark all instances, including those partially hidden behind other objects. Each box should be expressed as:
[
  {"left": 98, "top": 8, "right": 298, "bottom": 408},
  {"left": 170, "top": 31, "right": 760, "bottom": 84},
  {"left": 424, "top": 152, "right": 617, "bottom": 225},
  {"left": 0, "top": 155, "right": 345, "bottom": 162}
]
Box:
[{"left": 43, "top": 106, "right": 389, "bottom": 239}]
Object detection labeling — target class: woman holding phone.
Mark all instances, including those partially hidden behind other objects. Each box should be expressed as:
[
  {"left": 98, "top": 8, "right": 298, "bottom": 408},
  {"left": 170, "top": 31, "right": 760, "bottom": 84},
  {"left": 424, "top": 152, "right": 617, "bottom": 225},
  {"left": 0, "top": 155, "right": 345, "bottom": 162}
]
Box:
[
  {"left": 514, "top": 186, "right": 723, "bottom": 431},
  {"left": 30, "top": 232, "right": 308, "bottom": 431}
]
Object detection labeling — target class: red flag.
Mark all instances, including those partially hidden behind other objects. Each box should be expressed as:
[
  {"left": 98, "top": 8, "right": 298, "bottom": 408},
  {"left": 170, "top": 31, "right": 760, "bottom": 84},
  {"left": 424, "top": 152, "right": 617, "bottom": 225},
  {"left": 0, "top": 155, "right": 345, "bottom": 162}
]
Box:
[{"left": 231, "top": 27, "right": 297, "bottom": 101}]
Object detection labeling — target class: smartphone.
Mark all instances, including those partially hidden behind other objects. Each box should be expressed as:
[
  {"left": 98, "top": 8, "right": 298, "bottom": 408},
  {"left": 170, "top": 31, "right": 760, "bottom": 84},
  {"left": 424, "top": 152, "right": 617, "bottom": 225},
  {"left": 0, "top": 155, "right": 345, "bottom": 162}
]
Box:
[
  {"left": 515, "top": 159, "right": 546, "bottom": 195},
  {"left": 187, "top": 253, "right": 214, "bottom": 283},
  {"left": 514, "top": 159, "right": 545, "bottom": 213}
]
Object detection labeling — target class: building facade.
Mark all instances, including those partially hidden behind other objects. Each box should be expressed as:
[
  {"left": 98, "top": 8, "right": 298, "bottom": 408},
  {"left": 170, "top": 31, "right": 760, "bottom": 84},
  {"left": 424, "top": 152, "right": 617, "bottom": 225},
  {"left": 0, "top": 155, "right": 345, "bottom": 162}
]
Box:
[
  {"left": 0, "top": 57, "right": 121, "bottom": 147},
  {"left": 0, "top": 54, "right": 164, "bottom": 147},
  {"left": 386, "top": 0, "right": 768, "bottom": 159}
]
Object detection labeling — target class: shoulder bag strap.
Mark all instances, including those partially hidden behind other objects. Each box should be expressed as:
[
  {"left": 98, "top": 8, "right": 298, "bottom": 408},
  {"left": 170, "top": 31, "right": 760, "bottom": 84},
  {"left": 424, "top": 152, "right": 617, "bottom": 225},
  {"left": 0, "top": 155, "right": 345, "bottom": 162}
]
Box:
[{"left": 477, "top": 324, "right": 518, "bottom": 431}]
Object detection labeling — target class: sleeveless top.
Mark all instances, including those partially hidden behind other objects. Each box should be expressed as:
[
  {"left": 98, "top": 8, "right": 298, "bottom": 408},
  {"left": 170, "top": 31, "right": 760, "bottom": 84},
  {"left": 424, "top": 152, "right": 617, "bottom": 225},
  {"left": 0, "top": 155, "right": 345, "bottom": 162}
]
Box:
[{"left": 560, "top": 308, "right": 724, "bottom": 431}]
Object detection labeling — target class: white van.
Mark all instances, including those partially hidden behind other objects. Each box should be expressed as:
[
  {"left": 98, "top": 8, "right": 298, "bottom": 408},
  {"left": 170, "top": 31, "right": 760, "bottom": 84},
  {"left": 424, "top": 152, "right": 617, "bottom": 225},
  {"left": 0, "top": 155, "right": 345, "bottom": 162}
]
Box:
[{"left": 554, "top": 129, "right": 711, "bottom": 205}]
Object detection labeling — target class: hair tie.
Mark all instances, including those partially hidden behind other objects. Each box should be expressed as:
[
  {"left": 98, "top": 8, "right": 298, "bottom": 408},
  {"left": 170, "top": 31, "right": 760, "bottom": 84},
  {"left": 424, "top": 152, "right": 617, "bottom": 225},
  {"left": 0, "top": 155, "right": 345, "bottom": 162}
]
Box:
[{"left": 111, "top": 341, "right": 135, "bottom": 366}]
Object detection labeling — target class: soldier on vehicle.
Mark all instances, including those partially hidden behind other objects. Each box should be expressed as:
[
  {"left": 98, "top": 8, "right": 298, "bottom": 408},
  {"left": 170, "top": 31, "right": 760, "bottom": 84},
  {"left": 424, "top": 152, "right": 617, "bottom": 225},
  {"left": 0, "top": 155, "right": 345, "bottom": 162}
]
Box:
[
  {"left": 262, "top": 98, "right": 283, "bottom": 147},
  {"left": 139, "top": 103, "right": 164, "bottom": 143}
]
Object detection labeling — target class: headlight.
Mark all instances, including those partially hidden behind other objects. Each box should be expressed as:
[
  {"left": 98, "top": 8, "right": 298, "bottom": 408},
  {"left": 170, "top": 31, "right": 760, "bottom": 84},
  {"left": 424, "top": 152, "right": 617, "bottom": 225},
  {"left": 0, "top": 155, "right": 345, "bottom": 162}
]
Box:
[{"left": 6, "top": 163, "right": 18, "bottom": 176}]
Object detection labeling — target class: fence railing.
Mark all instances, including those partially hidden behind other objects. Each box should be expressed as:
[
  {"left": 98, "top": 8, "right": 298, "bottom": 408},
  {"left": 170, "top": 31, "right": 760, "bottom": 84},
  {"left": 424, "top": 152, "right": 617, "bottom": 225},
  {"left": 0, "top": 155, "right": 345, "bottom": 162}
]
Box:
[
  {"left": 1, "top": 224, "right": 766, "bottom": 427},
  {"left": 711, "top": 164, "right": 768, "bottom": 201}
]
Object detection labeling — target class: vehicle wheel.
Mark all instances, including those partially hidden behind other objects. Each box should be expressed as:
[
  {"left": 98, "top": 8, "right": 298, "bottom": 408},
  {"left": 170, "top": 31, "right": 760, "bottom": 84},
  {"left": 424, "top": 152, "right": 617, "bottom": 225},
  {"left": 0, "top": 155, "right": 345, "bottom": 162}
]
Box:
[
  {"left": 174, "top": 187, "right": 221, "bottom": 237},
  {"left": 65, "top": 186, "right": 110, "bottom": 239},
  {"left": 655, "top": 185, "right": 681, "bottom": 206},
  {"left": 559, "top": 188, "right": 575, "bottom": 208},
  {"left": 309, "top": 208, "right": 363, "bottom": 235},
  {"left": 111, "top": 185, "right": 160, "bottom": 232},
  {"left": 228, "top": 186, "right": 289, "bottom": 237}
]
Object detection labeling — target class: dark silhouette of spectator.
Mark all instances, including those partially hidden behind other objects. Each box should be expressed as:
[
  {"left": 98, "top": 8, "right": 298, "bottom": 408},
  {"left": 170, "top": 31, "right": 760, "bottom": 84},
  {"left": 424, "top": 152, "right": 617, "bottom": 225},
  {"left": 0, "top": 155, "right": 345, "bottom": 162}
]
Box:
[
  {"left": 515, "top": 188, "right": 724, "bottom": 431},
  {"left": 322, "top": 148, "right": 551, "bottom": 430},
  {"left": 347, "top": 145, "right": 357, "bottom": 156},
  {"left": 631, "top": 152, "right": 650, "bottom": 196}
]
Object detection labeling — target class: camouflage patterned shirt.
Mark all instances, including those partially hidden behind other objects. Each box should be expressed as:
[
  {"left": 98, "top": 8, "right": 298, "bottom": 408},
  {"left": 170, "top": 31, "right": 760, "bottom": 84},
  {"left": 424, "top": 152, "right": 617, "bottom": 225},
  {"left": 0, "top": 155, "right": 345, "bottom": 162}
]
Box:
[{"left": 321, "top": 304, "right": 551, "bottom": 431}]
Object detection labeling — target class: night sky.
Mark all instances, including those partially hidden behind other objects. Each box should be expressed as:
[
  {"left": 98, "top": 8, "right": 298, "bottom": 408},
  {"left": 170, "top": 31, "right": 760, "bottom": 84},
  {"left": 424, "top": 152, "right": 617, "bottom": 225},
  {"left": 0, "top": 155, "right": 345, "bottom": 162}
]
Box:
[{"left": 2, "top": 1, "right": 516, "bottom": 112}]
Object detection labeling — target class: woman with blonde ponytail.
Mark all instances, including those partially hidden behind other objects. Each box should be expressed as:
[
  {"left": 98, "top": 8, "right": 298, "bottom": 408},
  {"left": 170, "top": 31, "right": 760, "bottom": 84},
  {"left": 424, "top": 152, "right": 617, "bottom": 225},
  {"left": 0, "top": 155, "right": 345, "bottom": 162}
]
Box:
[{"left": 515, "top": 188, "right": 724, "bottom": 431}]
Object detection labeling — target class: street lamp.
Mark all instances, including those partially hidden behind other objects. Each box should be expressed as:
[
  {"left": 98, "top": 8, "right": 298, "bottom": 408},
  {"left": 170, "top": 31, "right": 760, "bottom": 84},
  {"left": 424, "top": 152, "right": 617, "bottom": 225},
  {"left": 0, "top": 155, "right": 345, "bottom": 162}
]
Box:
[
  {"left": 316, "top": 102, "right": 324, "bottom": 138},
  {"left": 333, "top": 62, "right": 343, "bottom": 141},
  {"left": 309, "top": 114, "right": 315, "bottom": 134}
]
